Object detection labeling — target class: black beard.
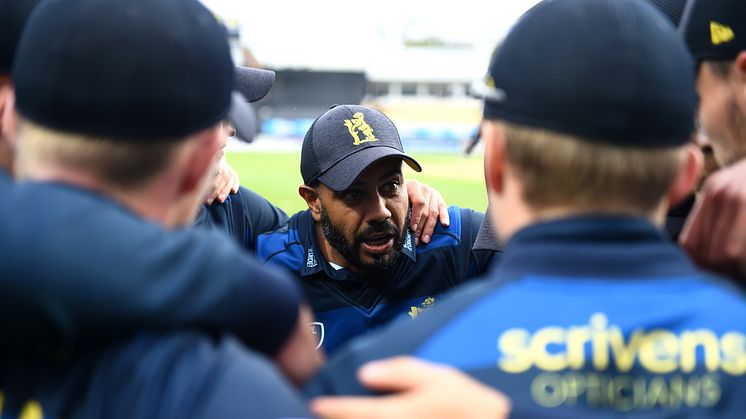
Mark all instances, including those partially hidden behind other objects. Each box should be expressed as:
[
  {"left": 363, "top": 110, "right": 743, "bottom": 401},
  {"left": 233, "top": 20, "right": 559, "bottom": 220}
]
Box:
[{"left": 319, "top": 206, "right": 410, "bottom": 275}]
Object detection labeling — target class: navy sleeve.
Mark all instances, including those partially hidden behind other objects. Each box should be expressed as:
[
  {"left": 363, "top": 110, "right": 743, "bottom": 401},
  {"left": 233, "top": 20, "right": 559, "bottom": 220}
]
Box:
[
  {"left": 0, "top": 184, "right": 302, "bottom": 357},
  {"left": 236, "top": 186, "right": 290, "bottom": 248},
  {"left": 194, "top": 186, "right": 288, "bottom": 252},
  {"left": 457, "top": 207, "right": 486, "bottom": 281}
]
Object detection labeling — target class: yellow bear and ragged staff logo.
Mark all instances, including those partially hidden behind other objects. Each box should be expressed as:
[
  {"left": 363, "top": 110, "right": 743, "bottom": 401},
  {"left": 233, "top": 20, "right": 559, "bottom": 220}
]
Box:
[
  {"left": 343, "top": 112, "right": 379, "bottom": 146},
  {"left": 408, "top": 297, "right": 436, "bottom": 319},
  {"left": 710, "top": 21, "right": 735, "bottom": 46}
]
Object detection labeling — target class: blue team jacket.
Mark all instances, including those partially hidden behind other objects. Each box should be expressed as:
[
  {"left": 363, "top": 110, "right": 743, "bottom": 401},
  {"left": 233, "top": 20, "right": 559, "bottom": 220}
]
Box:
[
  {"left": 256, "top": 206, "right": 484, "bottom": 354},
  {"left": 307, "top": 216, "right": 746, "bottom": 418}
]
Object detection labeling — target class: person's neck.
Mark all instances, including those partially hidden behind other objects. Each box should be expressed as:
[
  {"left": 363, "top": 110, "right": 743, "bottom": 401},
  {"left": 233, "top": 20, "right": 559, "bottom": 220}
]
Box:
[{"left": 25, "top": 166, "right": 178, "bottom": 228}]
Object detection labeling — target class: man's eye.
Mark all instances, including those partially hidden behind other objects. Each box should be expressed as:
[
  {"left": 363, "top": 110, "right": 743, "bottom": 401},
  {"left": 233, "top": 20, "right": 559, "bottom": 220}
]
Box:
[
  {"left": 343, "top": 190, "right": 363, "bottom": 201},
  {"left": 382, "top": 180, "right": 400, "bottom": 194}
]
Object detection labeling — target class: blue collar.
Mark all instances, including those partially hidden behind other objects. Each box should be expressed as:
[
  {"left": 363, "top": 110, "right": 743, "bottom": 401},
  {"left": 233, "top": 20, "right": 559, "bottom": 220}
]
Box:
[
  {"left": 297, "top": 210, "right": 416, "bottom": 280},
  {"left": 494, "top": 215, "right": 699, "bottom": 280}
]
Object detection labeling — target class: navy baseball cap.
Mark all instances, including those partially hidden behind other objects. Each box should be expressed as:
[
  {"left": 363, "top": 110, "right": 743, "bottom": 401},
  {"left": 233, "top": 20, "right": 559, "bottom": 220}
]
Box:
[
  {"left": 681, "top": 0, "right": 746, "bottom": 62},
  {"left": 481, "top": 0, "right": 697, "bottom": 147},
  {"left": 12, "top": 0, "right": 269, "bottom": 142},
  {"left": 301, "top": 105, "right": 422, "bottom": 192},
  {"left": 0, "top": 0, "right": 43, "bottom": 75}
]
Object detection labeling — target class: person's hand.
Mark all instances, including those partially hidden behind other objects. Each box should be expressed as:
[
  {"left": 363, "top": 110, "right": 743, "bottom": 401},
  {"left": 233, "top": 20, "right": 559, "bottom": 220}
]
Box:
[
  {"left": 405, "top": 180, "right": 449, "bottom": 245},
  {"left": 205, "top": 156, "right": 240, "bottom": 205},
  {"left": 310, "top": 356, "right": 511, "bottom": 419},
  {"left": 273, "top": 305, "right": 325, "bottom": 386},
  {"left": 680, "top": 158, "right": 746, "bottom": 279}
]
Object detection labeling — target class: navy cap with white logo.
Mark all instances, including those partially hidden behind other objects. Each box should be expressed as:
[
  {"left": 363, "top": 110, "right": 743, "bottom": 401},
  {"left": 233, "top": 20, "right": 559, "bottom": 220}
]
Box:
[
  {"left": 481, "top": 0, "right": 697, "bottom": 147},
  {"left": 681, "top": 0, "right": 746, "bottom": 62},
  {"left": 12, "top": 0, "right": 269, "bottom": 142},
  {"left": 301, "top": 105, "right": 422, "bottom": 192}
]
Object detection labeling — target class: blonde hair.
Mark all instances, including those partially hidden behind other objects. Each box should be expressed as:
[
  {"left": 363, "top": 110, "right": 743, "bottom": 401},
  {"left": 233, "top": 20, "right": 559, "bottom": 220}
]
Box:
[
  {"left": 15, "top": 118, "right": 180, "bottom": 190},
  {"left": 502, "top": 122, "right": 686, "bottom": 213}
]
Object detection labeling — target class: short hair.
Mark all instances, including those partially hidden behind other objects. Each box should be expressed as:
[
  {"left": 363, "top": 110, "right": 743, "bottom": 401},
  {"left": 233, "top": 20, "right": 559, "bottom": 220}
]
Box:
[
  {"left": 16, "top": 118, "right": 182, "bottom": 190},
  {"left": 705, "top": 59, "right": 734, "bottom": 79},
  {"left": 501, "top": 121, "right": 687, "bottom": 214}
]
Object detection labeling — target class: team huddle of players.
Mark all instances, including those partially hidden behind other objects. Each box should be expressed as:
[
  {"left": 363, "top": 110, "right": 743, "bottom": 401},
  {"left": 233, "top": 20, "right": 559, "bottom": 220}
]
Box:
[{"left": 1, "top": 0, "right": 746, "bottom": 417}]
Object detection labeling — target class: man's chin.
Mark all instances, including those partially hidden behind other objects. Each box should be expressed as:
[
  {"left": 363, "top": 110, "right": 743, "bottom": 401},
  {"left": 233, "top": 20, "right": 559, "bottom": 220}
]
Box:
[{"left": 358, "top": 251, "right": 400, "bottom": 273}]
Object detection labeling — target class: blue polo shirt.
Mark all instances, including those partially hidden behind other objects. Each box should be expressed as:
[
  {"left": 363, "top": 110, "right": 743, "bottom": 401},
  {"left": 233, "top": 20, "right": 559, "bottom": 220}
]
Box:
[
  {"left": 0, "top": 181, "right": 301, "bottom": 357},
  {"left": 308, "top": 216, "right": 746, "bottom": 418},
  {"left": 194, "top": 186, "right": 288, "bottom": 251},
  {"left": 0, "top": 332, "right": 311, "bottom": 419},
  {"left": 256, "top": 206, "right": 485, "bottom": 354}
]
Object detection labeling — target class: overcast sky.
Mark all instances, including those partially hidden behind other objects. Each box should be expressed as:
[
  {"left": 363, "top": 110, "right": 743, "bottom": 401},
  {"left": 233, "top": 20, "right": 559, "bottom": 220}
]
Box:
[{"left": 201, "top": 0, "right": 542, "bottom": 74}]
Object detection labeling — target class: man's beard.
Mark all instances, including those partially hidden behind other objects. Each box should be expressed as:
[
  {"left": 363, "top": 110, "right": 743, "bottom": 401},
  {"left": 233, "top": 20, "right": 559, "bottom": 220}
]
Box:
[{"left": 319, "top": 205, "right": 410, "bottom": 275}]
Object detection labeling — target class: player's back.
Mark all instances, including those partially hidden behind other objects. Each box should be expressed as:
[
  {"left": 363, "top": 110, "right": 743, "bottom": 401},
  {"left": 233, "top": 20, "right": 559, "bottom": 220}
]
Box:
[{"left": 308, "top": 215, "right": 746, "bottom": 418}]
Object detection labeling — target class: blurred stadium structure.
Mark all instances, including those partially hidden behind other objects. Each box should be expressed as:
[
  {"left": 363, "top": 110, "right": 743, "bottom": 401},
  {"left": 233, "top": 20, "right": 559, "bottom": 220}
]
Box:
[{"left": 207, "top": 0, "right": 541, "bottom": 152}]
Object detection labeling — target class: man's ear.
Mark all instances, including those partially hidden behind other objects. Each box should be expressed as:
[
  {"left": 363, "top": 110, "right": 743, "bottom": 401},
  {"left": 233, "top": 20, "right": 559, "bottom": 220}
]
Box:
[
  {"left": 0, "top": 84, "right": 16, "bottom": 143},
  {"left": 482, "top": 120, "right": 507, "bottom": 196},
  {"left": 299, "top": 184, "right": 322, "bottom": 222},
  {"left": 179, "top": 126, "right": 222, "bottom": 195},
  {"left": 733, "top": 51, "right": 746, "bottom": 114},
  {"left": 667, "top": 143, "right": 703, "bottom": 208}
]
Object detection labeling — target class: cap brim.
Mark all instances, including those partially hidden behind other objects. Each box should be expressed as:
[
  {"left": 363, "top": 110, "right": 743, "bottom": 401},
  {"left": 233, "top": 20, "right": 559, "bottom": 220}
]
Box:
[
  {"left": 228, "top": 91, "right": 258, "bottom": 142},
  {"left": 228, "top": 67, "right": 275, "bottom": 143},
  {"left": 235, "top": 67, "right": 275, "bottom": 102},
  {"left": 318, "top": 147, "right": 422, "bottom": 192}
]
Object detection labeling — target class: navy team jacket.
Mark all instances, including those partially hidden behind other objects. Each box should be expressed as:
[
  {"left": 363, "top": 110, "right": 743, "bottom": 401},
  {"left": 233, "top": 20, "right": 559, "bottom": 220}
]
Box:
[
  {"left": 307, "top": 216, "right": 746, "bottom": 418},
  {"left": 257, "top": 206, "right": 484, "bottom": 354},
  {"left": 0, "top": 333, "right": 311, "bottom": 419}
]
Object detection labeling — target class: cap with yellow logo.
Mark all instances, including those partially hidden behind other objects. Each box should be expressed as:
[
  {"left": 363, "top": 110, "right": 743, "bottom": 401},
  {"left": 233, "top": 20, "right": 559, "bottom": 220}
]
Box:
[
  {"left": 681, "top": 0, "right": 744, "bottom": 61},
  {"left": 300, "top": 105, "right": 421, "bottom": 192}
]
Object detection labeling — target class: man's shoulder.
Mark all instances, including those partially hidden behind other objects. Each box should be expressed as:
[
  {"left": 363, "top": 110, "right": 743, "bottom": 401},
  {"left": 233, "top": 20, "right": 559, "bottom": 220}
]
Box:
[
  {"left": 417, "top": 206, "right": 483, "bottom": 254},
  {"left": 255, "top": 210, "right": 312, "bottom": 270}
]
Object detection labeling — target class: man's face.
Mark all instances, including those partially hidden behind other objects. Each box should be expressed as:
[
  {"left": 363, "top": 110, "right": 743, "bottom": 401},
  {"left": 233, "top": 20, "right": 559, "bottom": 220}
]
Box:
[
  {"left": 696, "top": 62, "right": 746, "bottom": 167},
  {"left": 317, "top": 158, "right": 410, "bottom": 274}
]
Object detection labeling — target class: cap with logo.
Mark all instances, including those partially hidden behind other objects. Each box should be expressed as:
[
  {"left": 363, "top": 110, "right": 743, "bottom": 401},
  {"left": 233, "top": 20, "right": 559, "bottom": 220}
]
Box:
[
  {"left": 12, "top": 0, "right": 270, "bottom": 142},
  {"left": 681, "top": 0, "right": 745, "bottom": 62},
  {"left": 301, "top": 105, "right": 422, "bottom": 192},
  {"left": 481, "top": 0, "right": 697, "bottom": 147}
]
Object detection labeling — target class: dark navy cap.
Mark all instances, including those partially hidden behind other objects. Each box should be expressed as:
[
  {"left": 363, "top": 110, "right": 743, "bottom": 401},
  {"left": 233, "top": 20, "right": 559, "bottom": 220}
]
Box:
[
  {"left": 0, "top": 0, "right": 43, "bottom": 75},
  {"left": 681, "top": 0, "right": 746, "bottom": 62},
  {"left": 231, "top": 67, "right": 275, "bottom": 142},
  {"left": 482, "top": 0, "right": 697, "bottom": 147},
  {"left": 12, "top": 0, "right": 268, "bottom": 142},
  {"left": 301, "top": 105, "right": 422, "bottom": 192}
]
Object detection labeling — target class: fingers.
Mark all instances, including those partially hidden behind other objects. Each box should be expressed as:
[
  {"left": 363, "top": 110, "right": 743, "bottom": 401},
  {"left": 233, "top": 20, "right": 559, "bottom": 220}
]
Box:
[
  {"left": 406, "top": 180, "right": 427, "bottom": 242},
  {"left": 229, "top": 167, "right": 240, "bottom": 194},
  {"left": 357, "top": 356, "right": 452, "bottom": 392},
  {"left": 310, "top": 396, "right": 390, "bottom": 419}
]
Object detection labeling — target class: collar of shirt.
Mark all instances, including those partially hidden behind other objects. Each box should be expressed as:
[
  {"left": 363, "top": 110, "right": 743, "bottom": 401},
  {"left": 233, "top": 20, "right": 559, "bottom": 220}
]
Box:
[
  {"left": 493, "top": 215, "right": 699, "bottom": 280},
  {"left": 297, "top": 210, "right": 416, "bottom": 280}
]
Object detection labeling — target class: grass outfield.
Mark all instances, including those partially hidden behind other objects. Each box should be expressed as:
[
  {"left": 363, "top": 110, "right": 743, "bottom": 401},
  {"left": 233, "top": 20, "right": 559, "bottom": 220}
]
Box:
[{"left": 226, "top": 151, "right": 488, "bottom": 214}]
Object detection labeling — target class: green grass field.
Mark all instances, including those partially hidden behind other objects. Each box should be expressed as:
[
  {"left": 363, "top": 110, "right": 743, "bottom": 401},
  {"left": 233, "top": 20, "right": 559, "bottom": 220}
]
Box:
[{"left": 226, "top": 151, "right": 488, "bottom": 214}]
